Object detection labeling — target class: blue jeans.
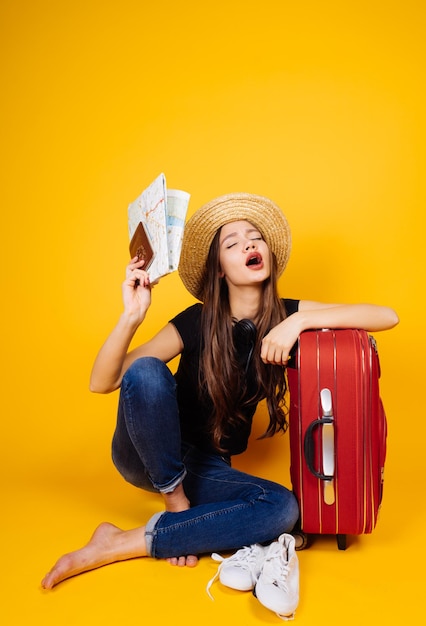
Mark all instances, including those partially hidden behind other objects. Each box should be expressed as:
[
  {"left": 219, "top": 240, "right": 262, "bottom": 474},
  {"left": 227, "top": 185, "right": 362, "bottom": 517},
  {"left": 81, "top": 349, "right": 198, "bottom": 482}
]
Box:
[{"left": 112, "top": 357, "right": 299, "bottom": 559}]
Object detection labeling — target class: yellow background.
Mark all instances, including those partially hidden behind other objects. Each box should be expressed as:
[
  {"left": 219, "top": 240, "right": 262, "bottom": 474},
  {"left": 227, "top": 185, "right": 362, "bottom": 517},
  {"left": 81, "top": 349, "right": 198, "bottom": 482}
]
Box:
[{"left": 1, "top": 1, "right": 424, "bottom": 624}]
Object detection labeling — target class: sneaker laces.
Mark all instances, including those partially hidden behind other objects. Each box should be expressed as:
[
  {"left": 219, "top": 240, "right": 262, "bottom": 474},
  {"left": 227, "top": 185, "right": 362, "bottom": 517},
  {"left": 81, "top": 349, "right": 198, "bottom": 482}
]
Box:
[
  {"left": 261, "top": 542, "right": 291, "bottom": 592},
  {"left": 206, "top": 545, "right": 261, "bottom": 600}
]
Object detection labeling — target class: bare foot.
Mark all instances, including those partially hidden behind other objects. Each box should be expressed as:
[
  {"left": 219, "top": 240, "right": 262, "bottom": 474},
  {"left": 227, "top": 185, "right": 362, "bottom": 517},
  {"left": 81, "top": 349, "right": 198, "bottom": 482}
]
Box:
[
  {"left": 162, "top": 483, "right": 191, "bottom": 513},
  {"left": 163, "top": 484, "right": 198, "bottom": 567},
  {"left": 41, "top": 522, "right": 147, "bottom": 590}
]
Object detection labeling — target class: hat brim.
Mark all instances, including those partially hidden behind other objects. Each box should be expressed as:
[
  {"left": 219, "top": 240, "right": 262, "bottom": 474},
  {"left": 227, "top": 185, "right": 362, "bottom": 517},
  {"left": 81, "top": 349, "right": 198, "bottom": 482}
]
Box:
[{"left": 178, "top": 192, "right": 291, "bottom": 301}]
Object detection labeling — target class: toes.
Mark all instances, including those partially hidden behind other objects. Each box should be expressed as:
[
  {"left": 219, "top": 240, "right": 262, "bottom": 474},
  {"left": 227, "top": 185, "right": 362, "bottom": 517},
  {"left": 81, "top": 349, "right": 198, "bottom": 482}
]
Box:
[
  {"left": 166, "top": 555, "right": 199, "bottom": 567},
  {"left": 41, "top": 574, "right": 52, "bottom": 589}
]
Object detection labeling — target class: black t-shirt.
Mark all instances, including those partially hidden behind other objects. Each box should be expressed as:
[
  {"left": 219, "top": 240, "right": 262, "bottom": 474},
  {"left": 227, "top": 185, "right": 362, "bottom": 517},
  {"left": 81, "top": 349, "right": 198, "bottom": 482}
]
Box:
[{"left": 170, "top": 299, "right": 299, "bottom": 456}]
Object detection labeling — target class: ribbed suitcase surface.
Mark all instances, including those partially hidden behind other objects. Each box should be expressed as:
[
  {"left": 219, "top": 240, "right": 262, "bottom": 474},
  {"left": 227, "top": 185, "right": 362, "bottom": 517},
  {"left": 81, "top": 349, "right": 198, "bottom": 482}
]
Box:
[{"left": 287, "top": 329, "right": 387, "bottom": 548}]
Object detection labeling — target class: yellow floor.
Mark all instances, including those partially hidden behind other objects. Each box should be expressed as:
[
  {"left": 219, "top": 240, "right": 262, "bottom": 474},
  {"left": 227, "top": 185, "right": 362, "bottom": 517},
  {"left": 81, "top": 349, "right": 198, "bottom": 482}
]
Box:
[{"left": 3, "top": 401, "right": 424, "bottom": 626}]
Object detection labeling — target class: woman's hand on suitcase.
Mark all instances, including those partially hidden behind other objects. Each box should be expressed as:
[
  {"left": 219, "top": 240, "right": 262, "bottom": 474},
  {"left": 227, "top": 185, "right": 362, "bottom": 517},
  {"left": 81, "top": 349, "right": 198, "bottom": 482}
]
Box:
[{"left": 261, "top": 316, "right": 303, "bottom": 365}]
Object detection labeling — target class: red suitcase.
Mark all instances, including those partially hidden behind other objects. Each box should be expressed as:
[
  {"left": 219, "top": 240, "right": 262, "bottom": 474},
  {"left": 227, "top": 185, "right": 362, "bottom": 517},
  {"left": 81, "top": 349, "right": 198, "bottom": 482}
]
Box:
[{"left": 287, "top": 329, "right": 387, "bottom": 549}]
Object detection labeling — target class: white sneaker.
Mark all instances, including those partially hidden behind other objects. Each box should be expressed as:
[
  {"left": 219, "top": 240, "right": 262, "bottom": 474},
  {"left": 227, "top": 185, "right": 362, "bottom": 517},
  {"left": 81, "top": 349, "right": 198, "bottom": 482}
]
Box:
[
  {"left": 206, "top": 543, "right": 266, "bottom": 599},
  {"left": 254, "top": 534, "right": 299, "bottom": 620}
]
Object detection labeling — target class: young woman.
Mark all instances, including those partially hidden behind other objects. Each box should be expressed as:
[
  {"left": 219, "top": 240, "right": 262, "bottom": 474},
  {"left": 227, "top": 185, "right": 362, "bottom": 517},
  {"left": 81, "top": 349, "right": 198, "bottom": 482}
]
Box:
[{"left": 41, "top": 192, "right": 398, "bottom": 595}]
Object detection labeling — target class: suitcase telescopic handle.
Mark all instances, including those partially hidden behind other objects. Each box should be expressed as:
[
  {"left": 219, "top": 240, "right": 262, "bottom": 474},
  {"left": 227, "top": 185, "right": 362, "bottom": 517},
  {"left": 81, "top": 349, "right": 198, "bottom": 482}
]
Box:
[{"left": 303, "top": 388, "right": 335, "bottom": 482}]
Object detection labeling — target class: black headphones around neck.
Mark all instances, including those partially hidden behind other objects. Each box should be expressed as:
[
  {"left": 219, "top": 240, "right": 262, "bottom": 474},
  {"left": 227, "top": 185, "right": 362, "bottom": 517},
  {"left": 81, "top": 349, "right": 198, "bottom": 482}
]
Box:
[{"left": 232, "top": 319, "right": 257, "bottom": 373}]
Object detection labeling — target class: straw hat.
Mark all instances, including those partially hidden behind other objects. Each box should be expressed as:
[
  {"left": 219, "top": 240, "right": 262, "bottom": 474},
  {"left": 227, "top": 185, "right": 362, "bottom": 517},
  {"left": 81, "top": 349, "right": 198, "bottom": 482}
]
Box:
[{"left": 178, "top": 192, "right": 291, "bottom": 300}]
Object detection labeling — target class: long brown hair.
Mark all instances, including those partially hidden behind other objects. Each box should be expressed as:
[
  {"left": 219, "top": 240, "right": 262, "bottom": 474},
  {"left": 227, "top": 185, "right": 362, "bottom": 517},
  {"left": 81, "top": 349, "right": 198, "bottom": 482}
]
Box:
[{"left": 200, "top": 227, "right": 289, "bottom": 452}]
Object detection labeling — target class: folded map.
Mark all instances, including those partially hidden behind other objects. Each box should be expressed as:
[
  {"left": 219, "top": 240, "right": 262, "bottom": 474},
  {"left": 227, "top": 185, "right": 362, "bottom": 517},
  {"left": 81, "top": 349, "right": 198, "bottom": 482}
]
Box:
[{"left": 128, "top": 173, "right": 190, "bottom": 282}]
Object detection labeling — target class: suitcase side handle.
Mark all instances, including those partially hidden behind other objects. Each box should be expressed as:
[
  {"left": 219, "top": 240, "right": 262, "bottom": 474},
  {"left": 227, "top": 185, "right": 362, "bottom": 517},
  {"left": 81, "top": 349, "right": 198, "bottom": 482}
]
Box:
[
  {"left": 303, "top": 418, "right": 335, "bottom": 481},
  {"left": 303, "top": 388, "right": 336, "bottom": 491}
]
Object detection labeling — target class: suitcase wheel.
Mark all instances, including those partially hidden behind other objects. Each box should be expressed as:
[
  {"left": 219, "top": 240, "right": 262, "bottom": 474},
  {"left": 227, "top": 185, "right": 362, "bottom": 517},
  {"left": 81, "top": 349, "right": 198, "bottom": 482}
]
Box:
[{"left": 337, "top": 534, "right": 347, "bottom": 550}]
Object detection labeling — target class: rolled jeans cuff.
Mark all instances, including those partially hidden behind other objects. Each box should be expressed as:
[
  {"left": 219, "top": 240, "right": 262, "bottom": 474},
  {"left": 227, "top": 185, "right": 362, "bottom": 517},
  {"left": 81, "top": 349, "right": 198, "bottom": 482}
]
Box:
[
  {"left": 145, "top": 512, "right": 164, "bottom": 557},
  {"left": 157, "top": 468, "right": 187, "bottom": 494}
]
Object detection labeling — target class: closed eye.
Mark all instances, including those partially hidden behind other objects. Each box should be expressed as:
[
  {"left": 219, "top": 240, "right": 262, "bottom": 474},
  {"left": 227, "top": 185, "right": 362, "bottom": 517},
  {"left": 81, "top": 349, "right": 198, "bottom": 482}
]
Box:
[
  {"left": 221, "top": 228, "right": 263, "bottom": 248},
  {"left": 227, "top": 236, "right": 262, "bottom": 249}
]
